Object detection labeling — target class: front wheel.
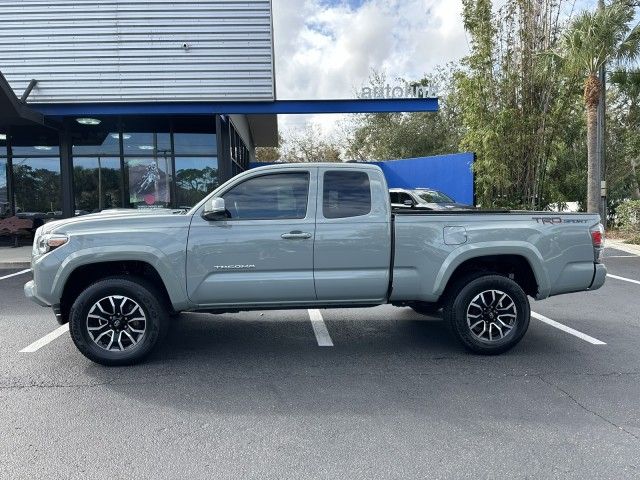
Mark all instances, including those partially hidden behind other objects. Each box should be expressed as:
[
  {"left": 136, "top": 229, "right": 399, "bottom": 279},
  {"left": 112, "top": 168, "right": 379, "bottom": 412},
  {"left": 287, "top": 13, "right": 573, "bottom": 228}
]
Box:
[
  {"left": 443, "top": 275, "right": 530, "bottom": 355},
  {"left": 69, "top": 276, "right": 169, "bottom": 366}
]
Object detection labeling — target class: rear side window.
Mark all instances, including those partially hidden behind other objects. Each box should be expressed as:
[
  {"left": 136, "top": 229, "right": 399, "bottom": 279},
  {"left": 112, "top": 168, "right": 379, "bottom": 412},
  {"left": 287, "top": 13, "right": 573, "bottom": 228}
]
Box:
[
  {"left": 222, "top": 172, "right": 309, "bottom": 220},
  {"left": 323, "top": 171, "right": 371, "bottom": 219}
]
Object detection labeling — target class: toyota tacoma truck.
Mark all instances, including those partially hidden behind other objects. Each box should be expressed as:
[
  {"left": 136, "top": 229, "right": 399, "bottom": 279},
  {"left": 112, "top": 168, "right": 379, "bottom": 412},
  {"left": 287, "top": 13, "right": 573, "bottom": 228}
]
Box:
[{"left": 25, "top": 163, "right": 607, "bottom": 365}]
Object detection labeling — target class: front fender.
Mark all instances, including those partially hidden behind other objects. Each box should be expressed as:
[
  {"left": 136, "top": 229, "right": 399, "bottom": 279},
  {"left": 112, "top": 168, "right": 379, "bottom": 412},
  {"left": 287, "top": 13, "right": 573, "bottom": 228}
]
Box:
[
  {"left": 432, "top": 241, "right": 550, "bottom": 300},
  {"left": 49, "top": 244, "right": 192, "bottom": 311}
]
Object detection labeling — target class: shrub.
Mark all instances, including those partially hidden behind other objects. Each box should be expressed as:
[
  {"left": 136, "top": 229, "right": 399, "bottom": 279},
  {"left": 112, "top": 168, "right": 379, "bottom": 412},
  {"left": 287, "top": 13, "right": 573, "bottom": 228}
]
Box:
[{"left": 616, "top": 200, "right": 640, "bottom": 234}]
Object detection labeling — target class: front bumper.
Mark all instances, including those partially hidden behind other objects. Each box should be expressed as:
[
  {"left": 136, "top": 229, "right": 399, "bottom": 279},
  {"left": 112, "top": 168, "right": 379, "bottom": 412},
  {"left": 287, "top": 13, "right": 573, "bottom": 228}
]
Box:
[
  {"left": 590, "top": 263, "right": 607, "bottom": 291},
  {"left": 24, "top": 279, "right": 49, "bottom": 307}
]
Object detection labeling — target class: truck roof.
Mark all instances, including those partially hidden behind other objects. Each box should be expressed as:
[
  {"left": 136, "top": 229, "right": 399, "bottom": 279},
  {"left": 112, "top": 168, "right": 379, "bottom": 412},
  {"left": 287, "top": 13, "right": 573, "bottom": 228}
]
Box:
[{"left": 249, "top": 162, "right": 383, "bottom": 173}]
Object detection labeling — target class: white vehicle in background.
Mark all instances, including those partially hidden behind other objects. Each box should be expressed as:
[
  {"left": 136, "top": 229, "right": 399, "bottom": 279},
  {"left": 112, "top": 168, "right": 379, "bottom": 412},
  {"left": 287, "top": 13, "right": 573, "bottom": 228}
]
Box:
[{"left": 389, "top": 188, "right": 474, "bottom": 210}]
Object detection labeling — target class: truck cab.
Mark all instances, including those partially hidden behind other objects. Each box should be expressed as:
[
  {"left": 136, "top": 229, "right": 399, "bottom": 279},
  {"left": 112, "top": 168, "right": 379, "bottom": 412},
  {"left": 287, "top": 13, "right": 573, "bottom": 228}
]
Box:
[{"left": 187, "top": 163, "right": 392, "bottom": 306}]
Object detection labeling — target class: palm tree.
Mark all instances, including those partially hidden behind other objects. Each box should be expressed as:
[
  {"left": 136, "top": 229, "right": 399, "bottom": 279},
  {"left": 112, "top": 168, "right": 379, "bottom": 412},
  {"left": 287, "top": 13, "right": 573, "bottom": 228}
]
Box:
[{"left": 563, "top": 1, "right": 640, "bottom": 213}]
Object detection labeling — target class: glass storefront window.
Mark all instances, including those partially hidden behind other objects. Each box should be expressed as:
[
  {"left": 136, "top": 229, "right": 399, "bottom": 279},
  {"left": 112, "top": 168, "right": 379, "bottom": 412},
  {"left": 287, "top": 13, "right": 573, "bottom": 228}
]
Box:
[
  {"left": 4, "top": 117, "right": 228, "bottom": 216},
  {"left": 73, "top": 157, "right": 122, "bottom": 213},
  {"left": 1, "top": 158, "right": 8, "bottom": 217},
  {"left": 123, "top": 132, "right": 171, "bottom": 155},
  {"left": 12, "top": 157, "right": 61, "bottom": 215},
  {"left": 126, "top": 156, "right": 172, "bottom": 208},
  {"left": 73, "top": 132, "right": 120, "bottom": 156},
  {"left": 174, "top": 133, "right": 216, "bottom": 155},
  {"left": 174, "top": 157, "right": 219, "bottom": 208}
]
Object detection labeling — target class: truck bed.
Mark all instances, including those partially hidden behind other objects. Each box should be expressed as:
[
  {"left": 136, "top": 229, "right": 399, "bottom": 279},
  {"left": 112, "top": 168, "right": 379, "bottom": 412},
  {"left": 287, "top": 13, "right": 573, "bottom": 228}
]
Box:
[{"left": 389, "top": 210, "right": 602, "bottom": 303}]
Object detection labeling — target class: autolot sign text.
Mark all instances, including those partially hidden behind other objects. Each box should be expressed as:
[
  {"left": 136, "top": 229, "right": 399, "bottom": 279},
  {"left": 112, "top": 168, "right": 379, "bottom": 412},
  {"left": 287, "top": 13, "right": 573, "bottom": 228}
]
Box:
[{"left": 360, "top": 84, "right": 437, "bottom": 99}]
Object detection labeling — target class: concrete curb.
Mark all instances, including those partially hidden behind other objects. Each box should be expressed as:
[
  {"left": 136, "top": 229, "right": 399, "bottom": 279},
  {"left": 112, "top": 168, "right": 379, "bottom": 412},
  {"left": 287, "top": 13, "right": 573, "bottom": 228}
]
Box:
[{"left": 606, "top": 239, "right": 640, "bottom": 256}]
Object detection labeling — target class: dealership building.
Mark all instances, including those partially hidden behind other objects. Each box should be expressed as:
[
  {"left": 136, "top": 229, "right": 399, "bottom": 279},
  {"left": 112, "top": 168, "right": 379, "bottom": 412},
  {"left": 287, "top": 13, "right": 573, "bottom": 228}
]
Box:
[
  {"left": 0, "top": 0, "right": 281, "bottom": 218},
  {"left": 0, "top": 0, "right": 444, "bottom": 221}
]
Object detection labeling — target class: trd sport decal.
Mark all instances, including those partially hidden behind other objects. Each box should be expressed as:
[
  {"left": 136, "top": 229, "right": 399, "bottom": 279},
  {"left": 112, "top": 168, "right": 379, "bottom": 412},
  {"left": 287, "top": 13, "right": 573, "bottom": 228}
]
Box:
[{"left": 532, "top": 217, "right": 589, "bottom": 224}]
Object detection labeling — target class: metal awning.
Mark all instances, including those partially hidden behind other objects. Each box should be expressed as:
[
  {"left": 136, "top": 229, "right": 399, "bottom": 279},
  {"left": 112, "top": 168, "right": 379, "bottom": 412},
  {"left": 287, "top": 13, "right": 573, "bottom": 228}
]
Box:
[
  {"left": 0, "top": 72, "right": 52, "bottom": 130},
  {"left": 28, "top": 98, "right": 439, "bottom": 147},
  {"left": 30, "top": 98, "right": 439, "bottom": 116}
]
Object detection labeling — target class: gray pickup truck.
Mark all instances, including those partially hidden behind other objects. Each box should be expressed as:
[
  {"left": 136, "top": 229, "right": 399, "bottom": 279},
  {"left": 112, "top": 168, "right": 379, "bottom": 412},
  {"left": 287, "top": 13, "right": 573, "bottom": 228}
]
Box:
[{"left": 25, "top": 163, "right": 606, "bottom": 365}]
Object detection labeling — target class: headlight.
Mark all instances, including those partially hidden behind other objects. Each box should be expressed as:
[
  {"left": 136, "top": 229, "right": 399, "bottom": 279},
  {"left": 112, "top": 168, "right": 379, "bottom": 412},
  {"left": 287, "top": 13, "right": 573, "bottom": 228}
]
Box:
[{"left": 34, "top": 233, "right": 69, "bottom": 256}]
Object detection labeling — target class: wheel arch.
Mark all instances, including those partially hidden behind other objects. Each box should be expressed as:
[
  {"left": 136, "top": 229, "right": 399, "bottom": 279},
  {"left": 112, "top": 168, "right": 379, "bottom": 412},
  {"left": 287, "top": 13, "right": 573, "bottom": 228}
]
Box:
[
  {"left": 57, "top": 255, "right": 186, "bottom": 324},
  {"left": 434, "top": 244, "right": 549, "bottom": 301}
]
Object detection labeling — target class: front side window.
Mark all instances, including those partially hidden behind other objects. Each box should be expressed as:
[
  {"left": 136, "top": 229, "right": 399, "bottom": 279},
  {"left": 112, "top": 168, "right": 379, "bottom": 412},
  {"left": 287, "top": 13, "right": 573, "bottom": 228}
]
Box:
[
  {"left": 222, "top": 172, "right": 310, "bottom": 220},
  {"left": 323, "top": 171, "right": 371, "bottom": 219}
]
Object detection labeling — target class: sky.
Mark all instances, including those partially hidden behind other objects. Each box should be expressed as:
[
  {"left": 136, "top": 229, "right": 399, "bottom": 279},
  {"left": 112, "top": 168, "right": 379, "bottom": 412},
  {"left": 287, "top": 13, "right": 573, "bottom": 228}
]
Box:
[{"left": 272, "top": 0, "right": 599, "bottom": 137}]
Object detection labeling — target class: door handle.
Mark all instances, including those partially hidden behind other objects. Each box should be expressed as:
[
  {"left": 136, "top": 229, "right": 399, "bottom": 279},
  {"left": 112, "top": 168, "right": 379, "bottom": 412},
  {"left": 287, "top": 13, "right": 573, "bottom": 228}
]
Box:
[{"left": 281, "top": 231, "right": 312, "bottom": 239}]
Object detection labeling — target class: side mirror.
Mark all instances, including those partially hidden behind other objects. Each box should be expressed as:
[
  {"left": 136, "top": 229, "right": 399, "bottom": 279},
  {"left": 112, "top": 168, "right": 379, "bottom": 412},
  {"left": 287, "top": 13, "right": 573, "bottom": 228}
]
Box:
[
  {"left": 202, "top": 197, "right": 227, "bottom": 221},
  {"left": 403, "top": 199, "right": 414, "bottom": 207}
]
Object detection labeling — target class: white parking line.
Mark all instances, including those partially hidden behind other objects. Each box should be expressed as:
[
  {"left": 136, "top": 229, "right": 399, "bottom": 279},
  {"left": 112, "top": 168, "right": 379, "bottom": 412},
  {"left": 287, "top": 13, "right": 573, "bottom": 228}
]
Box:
[
  {"left": 531, "top": 312, "right": 606, "bottom": 345},
  {"left": 20, "top": 324, "right": 69, "bottom": 353},
  {"left": 607, "top": 274, "right": 640, "bottom": 286},
  {"left": 308, "top": 309, "right": 334, "bottom": 347},
  {"left": 0, "top": 268, "right": 31, "bottom": 281}
]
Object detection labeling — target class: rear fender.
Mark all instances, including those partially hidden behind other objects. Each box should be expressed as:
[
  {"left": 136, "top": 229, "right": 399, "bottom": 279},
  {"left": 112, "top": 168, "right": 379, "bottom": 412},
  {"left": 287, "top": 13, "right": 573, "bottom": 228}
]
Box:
[{"left": 432, "top": 242, "right": 550, "bottom": 300}]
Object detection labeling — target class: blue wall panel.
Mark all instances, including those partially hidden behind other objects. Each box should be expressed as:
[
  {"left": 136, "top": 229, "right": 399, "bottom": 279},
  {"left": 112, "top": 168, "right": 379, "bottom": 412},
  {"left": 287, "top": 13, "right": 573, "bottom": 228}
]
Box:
[
  {"left": 250, "top": 152, "right": 475, "bottom": 205},
  {"left": 371, "top": 152, "right": 474, "bottom": 205}
]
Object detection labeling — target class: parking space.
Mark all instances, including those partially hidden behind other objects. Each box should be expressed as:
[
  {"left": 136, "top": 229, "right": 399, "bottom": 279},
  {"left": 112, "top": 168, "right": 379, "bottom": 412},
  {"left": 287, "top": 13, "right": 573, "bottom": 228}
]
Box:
[{"left": 1, "top": 249, "right": 639, "bottom": 478}]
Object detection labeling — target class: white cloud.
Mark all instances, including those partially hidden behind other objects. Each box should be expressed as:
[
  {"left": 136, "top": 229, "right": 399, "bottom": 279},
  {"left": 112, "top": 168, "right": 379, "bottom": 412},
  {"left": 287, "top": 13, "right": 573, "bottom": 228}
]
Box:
[{"left": 272, "top": 0, "right": 469, "bottom": 135}]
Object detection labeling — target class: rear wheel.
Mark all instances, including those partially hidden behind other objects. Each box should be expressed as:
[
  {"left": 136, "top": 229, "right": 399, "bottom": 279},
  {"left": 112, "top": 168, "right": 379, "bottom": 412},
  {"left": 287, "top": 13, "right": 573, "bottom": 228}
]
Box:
[
  {"left": 69, "top": 276, "right": 169, "bottom": 366},
  {"left": 443, "top": 274, "right": 530, "bottom": 355}
]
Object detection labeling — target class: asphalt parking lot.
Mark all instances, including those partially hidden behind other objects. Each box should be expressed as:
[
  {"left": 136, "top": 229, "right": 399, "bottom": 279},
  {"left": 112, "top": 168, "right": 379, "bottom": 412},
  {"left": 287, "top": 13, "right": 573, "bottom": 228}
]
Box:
[{"left": 1, "top": 249, "right": 639, "bottom": 479}]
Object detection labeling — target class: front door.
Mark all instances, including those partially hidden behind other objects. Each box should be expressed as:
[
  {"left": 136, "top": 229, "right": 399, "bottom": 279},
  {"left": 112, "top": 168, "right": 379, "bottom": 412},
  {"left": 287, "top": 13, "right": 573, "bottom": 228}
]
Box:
[{"left": 186, "top": 169, "right": 317, "bottom": 306}]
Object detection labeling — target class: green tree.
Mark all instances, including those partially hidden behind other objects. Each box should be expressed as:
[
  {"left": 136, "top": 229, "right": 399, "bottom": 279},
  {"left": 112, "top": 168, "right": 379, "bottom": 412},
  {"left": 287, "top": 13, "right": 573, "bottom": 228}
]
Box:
[
  {"left": 256, "top": 142, "right": 282, "bottom": 162},
  {"left": 345, "top": 68, "right": 462, "bottom": 161},
  {"left": 609, "top": 69, "right": 640, "bottom": 200},
  {"left": 455, "top": 0, "right": 581, "bottom": 209},
  {"left": 279, "top": 125, "right": 342, "bottom": 163},
  {"left": 561, "top": 1, "right": 640, "bottom": 212},
  {"left": 256, "top": 129, "right": 342, "bottom": 163}
]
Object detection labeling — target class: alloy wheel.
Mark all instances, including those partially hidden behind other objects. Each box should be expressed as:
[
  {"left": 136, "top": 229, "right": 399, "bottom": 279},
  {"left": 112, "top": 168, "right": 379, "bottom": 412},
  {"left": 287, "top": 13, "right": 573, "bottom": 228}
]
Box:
[
  {"left": 466, "top": 289, "right": 517, "bottom": 342},
  {"left": 86, "top": 295, "right": 147, "bottom": 351}
]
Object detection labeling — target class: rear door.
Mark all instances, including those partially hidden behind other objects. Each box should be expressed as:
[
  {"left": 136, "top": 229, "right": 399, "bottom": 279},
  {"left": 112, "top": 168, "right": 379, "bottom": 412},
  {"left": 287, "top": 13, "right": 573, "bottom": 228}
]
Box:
[
  {"left": 314, "top": 167, "right": 391, "bottom": 302},
  {"left": 186, "top": 168, "right": 317, "bottom": 306}
]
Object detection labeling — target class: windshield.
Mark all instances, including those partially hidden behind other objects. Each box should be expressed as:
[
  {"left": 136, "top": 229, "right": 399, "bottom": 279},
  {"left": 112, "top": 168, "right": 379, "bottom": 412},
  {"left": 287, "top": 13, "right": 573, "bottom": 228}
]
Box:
[{"left": 416, "top": 190, "right": 455, "bottom": 203}]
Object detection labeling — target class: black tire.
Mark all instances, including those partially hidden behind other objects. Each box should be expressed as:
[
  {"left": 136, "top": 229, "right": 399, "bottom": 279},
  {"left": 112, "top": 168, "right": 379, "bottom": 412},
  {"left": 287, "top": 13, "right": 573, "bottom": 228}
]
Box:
[
  {"left": 69, "top": 276, "right": 169, "bottom": 366},
  {"left": 410, "top": 302, "right": 441, "bottom": 316},
  {"left": 442, "top": 274, "right": 530, "bottom": 355}
]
